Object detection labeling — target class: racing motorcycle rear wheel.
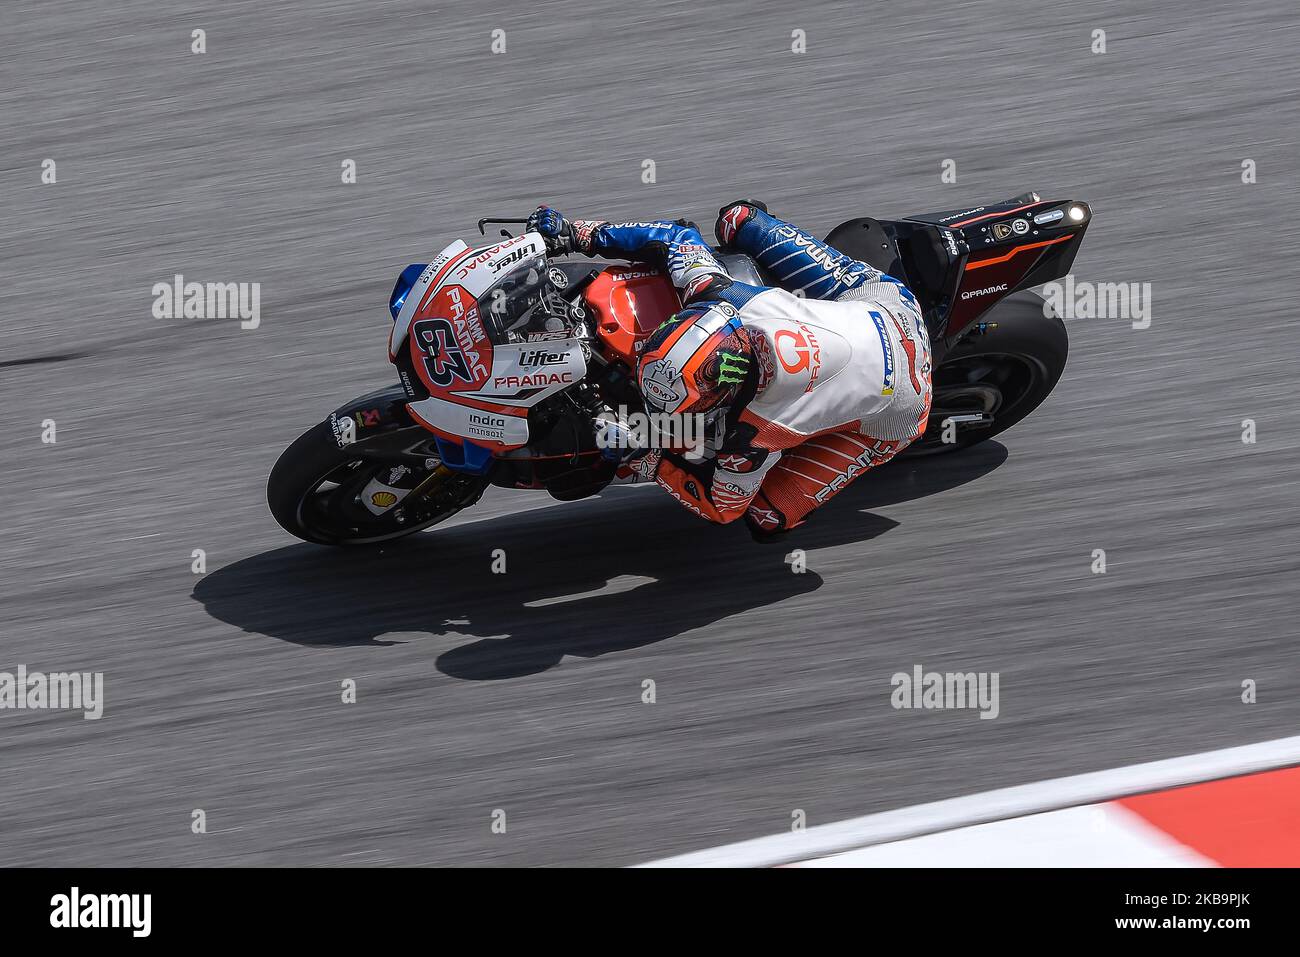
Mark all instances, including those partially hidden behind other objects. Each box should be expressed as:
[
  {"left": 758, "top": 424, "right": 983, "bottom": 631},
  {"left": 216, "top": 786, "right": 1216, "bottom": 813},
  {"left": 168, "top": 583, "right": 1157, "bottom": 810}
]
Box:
[
  {"left": 267, "top": 420, "right": 489, "bottom": 545},
  {"left": 905, "top": 291, "right": 1068, "bottom": 456}
]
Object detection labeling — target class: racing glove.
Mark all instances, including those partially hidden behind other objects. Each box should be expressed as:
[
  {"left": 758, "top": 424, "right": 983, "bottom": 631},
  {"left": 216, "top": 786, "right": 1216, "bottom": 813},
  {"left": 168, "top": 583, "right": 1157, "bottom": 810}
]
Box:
[
  {"left": 527, "top": 205, "right": 577, "bottom": 256},
  {"left": 593, "top": 408, "right": 645, "bottom": 462}
]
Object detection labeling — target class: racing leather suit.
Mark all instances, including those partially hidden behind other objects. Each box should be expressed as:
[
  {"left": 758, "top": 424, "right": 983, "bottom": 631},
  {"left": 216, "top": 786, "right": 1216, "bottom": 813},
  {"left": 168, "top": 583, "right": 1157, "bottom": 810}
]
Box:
[{"left": 572, "top": 208, "right": 933, "bottom": 534}]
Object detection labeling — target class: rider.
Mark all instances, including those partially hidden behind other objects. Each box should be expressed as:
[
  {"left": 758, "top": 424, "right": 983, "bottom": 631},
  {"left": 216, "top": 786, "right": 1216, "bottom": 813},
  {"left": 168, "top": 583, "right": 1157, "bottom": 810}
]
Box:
[{"left": 527, "top": 202, "right": 933, "bottom": 540}]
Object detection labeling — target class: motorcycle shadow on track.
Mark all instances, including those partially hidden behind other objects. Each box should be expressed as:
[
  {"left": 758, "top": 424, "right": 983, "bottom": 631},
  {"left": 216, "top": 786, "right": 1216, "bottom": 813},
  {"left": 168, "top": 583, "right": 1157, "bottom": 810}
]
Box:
[{"left": 194, "top": 442, "right": 1006, "bottom": 680}]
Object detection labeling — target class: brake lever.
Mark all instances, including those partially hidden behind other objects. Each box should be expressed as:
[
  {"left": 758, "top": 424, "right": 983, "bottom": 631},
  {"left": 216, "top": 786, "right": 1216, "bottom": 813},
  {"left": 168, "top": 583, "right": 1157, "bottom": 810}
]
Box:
[{"left": 477, "top": 217, "right": 531, "bottom": 238}]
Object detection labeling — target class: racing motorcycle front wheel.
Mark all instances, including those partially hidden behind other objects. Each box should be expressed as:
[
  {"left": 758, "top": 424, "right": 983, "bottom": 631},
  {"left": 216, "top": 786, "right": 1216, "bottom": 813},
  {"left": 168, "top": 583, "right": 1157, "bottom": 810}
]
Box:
[
  {"left": 267, "top": 419, "right": 490, "bottom": 546},
  {"left": 904, "top": 290, "right": 1069, "bottom": 456}
]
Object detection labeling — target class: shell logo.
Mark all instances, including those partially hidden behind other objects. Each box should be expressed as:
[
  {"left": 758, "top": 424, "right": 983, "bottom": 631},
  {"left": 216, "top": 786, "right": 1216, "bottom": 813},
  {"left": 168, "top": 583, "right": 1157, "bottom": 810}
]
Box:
[{"left": 370, "top": 491, "right": 398, "bottom": 508}]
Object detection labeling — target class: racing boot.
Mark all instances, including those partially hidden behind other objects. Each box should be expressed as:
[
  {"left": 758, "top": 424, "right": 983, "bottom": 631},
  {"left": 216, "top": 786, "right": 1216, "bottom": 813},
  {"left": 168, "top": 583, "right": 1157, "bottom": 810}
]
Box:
[{"left": 714, "top": 199, "right": 769, "bottom": 249}]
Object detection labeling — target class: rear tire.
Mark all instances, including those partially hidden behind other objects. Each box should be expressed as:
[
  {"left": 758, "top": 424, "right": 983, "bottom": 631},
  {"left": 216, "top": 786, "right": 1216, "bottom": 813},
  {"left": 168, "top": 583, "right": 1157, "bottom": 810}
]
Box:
[{"left": 905, "top": 291, "right": 1067, "bottom": 456}]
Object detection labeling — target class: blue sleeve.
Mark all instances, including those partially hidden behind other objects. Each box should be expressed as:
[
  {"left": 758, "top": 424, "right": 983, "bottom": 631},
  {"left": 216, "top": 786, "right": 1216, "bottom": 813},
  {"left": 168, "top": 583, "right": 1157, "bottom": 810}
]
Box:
[
  {"left": 576, "top": 219, "right": 732, "bottom": 302},
  {"left": 584, "top": 220, "right": 706, "bottom": 260}
]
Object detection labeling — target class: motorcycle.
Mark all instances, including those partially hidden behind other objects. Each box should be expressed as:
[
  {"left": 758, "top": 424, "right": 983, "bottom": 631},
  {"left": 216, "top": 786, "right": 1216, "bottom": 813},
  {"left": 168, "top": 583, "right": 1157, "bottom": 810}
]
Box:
[{"left": 268, "top": 192, "right": 1090, "bottom": 545}]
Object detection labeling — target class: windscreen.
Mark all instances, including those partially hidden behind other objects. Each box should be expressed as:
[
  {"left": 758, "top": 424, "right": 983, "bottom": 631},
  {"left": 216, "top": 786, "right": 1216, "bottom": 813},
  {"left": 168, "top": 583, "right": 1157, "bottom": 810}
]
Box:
[{"left": 478, "top": 249, "right": 566, "bottom": 344}]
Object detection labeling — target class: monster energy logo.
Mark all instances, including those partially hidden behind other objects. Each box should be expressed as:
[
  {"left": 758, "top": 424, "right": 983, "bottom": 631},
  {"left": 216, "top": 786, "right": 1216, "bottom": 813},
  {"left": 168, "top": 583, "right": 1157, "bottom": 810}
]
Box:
[{"left": 717, "top": 352, "right": 749, "bottom": 385}]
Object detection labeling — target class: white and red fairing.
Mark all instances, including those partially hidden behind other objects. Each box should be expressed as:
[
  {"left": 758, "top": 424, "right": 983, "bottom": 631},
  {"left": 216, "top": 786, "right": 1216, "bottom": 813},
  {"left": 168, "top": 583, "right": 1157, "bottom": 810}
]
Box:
[{"left": 388, "top": 233, "right": 586, "bottom": 451}]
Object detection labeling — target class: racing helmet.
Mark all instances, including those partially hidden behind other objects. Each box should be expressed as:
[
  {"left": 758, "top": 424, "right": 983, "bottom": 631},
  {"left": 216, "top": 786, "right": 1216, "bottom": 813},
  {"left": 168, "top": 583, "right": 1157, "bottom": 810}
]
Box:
[{"left": 637, "top": 302, "right": 752, "bottom": 418}]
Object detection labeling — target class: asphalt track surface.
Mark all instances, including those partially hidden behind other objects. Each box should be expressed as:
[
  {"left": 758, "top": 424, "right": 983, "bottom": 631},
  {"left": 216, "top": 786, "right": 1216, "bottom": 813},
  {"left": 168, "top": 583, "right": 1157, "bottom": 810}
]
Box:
[{"left": 2, "top": 1, "right": 1299, "bottom": 867}]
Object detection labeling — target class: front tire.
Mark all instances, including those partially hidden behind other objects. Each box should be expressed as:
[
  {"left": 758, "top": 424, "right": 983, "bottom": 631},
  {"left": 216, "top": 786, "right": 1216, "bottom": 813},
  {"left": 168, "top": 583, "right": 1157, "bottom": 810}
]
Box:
[
  {"left": 905, "top": 291, "right": 1068, "bottom": 455},
  {"left": 267, "top": 420, "right": 487, "bottom": 545}
]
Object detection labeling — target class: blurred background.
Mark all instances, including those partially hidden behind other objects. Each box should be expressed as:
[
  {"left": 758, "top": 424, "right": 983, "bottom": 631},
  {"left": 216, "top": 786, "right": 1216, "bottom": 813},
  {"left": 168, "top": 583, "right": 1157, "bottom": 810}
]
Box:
[{"left": 1, "top": 0, "right": 1298, "bottom": 866}]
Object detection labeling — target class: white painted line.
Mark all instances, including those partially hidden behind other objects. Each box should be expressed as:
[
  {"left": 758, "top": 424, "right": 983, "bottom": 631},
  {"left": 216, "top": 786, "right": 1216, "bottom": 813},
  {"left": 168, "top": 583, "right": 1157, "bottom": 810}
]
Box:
[
  {"left": 794, "top": 804, "right": 1215, "bottom": 868},
  {"left": 638, "top": 734, "right": 1300, "bottom": 868}
]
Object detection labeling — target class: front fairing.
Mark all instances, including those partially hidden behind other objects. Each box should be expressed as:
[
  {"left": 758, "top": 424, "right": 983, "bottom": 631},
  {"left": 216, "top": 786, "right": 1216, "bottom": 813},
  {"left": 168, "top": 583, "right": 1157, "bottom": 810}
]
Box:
[{"left": 386, "top": 232, "right": 588, "bottom": 451}]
